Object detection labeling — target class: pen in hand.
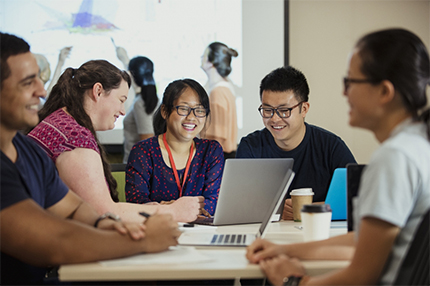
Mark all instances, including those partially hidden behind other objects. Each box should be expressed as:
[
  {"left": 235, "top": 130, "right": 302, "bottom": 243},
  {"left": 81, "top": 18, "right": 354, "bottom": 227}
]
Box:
[{"left": 139, "top": 212, "right": 151, "bottom": 219}]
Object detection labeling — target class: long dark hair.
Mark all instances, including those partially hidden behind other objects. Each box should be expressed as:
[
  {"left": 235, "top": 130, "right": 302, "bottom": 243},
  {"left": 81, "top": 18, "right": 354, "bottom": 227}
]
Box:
[
  {"left": 356, "top": 28, "right": 430, "bottom": 140},
  {"left": 153, "top": 78, "right": 210, "bottom": 136},
  {"left": 207, "top": 42, "right": 238, "bottom": 77},
  {"left": 129, "top": 56, "right": 158, "bottom": 114},
  {"left": 39, "top": 60, "right": 131, "bottom": 202}
]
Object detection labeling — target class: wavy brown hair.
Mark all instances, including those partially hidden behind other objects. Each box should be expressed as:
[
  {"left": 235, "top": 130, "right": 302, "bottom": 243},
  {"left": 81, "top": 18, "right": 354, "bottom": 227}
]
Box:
[{"left": 39, "top": 60, "right": 131, "bottom": 202}]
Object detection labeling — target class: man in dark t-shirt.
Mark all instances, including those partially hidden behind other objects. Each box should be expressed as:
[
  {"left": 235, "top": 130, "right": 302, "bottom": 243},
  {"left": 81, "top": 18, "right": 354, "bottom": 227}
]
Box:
[
  {"left": 1, "top": 132, "right": 71, "bottom": 284},
  {"left": 237, "top": 66, "right": 356, "bottom": 220},
  {"left": 0, "top": 32, "right": 180, "bottom": 285}
]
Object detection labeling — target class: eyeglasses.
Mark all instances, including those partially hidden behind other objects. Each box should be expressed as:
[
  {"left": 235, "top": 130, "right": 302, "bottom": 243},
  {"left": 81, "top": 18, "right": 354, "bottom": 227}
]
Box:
[
  {"left": 258, "top": 101, "right": 304, "bottom": 119},
  {"left": 343, "top": 77, "right": 380, "bottom": 92},
  {"left": 175, "top": 105, "right": 208, "bottom": 118}
]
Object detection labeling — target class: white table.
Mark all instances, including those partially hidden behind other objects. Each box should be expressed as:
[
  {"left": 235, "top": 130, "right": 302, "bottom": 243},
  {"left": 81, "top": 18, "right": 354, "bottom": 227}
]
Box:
[{"left": 59, "top": 221, "right": 349, "bottom": 282}]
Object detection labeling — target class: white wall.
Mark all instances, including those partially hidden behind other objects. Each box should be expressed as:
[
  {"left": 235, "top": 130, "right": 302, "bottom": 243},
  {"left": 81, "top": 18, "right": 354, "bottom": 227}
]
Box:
[
  {"left": 238, "top": 0, "right": 285, "bottom": 138},
  {"left": 288, "top": 0, "right": 430, "bottom": 163}
]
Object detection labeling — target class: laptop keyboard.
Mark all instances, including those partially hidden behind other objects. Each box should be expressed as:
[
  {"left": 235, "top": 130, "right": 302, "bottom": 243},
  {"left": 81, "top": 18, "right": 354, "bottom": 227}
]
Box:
[{"left": 210, "top": 234, "right": 246, "bottom": 245}]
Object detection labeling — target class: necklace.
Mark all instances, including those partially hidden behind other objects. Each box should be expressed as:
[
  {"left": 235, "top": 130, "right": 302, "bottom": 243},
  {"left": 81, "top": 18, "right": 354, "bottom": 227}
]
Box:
[{"left": 163, "top": 133, "right": 194, "bottom": 197}]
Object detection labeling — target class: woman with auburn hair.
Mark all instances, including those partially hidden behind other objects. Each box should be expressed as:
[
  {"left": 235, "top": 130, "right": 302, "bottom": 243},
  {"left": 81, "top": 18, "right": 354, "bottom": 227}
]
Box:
[{"left": 28, "top": 60, "right": 203, "bottom": 224}]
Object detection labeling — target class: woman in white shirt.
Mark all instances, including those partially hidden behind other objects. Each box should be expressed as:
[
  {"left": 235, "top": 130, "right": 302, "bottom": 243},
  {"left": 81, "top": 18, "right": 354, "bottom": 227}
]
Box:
[
  {"left": 246, "top": 28, "right": 430, "bottom": 286},
  {"left": 122, "top": 56, "right": 159, "bottom": 163},
  {"left": 115, "top": 47, "right": 159, "bottom": 163}
]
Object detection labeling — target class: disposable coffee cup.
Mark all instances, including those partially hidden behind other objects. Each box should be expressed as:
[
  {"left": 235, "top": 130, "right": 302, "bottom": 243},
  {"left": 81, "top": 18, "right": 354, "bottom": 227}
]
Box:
[
  {"left": 290, "top": 188, "right": 314, "bottom": 222},
  {"left": 301, "top": 204, "right": 332, "bottom": 242}
]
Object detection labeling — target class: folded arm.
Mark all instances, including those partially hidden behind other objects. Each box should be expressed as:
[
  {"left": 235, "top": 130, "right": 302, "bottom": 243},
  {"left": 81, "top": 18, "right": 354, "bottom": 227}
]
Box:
[{"left": 0, "top": 199, "right": 180, "bottom": 267}]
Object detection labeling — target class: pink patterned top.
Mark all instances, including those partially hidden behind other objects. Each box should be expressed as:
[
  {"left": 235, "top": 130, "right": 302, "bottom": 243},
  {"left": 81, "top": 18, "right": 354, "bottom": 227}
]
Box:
[{"left": 28, "top": 108, "right": 99, "bottom": 162}]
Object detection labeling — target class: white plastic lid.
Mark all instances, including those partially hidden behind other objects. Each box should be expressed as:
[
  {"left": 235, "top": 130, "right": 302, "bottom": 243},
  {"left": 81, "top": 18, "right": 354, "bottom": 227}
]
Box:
[{"left": 290, "top": 188, "right": 314, "bottom": 196}]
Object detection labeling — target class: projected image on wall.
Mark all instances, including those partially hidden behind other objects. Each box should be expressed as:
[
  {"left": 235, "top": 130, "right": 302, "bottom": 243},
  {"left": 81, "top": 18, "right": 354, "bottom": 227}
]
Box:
[{"left": 0, "top": 0, "right": 242, "bottom": 143}]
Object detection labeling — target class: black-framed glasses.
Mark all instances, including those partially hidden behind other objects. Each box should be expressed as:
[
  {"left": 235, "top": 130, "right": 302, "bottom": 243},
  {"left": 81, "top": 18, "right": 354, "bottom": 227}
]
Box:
[
  {"left": 258, "top": 101, "right": 304, "bottom": 119},
  {"left": 175, "top": 105, "right": 208, "bottom": 118},
  {"left": 343, "top": 77, "right": 381, "bottom": 92}
]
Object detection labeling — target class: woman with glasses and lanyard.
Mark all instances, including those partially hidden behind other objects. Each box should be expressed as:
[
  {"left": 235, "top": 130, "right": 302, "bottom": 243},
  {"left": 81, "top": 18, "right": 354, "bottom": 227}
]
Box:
[{"left": 125, "top": 79, "right": 224, "bottom": 216}]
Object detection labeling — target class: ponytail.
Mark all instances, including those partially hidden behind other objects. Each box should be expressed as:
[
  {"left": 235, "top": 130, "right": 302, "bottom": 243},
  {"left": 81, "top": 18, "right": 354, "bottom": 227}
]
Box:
[{"left": 39, "top": 60, "right": 131, "bottom": 202}]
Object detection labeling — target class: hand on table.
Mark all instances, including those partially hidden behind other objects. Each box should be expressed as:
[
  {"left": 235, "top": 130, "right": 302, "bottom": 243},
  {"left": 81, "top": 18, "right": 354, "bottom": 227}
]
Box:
[
  {"left": 97, "top": 219, "right": 146, "bottom": 240},
  {"left": 246, "top": 238, "right": 287, "bottom": 264},
  {"left": 169, "top": 196, "right": 205, "bottom": 222},
  {"left": 162, "top": 197, "right": 208, "bottom": 215},
  {"left": 199, "top": 208, "right": 211, "bottom": 218},
  {"left": 141, "top": 214, "right": 181, "bottom": 253},
  {"left": 282, "top": 199, "right": 293, "bottom": 220},
  {"left": 259, "top": 254, "right": 306, "bottom": 286}
]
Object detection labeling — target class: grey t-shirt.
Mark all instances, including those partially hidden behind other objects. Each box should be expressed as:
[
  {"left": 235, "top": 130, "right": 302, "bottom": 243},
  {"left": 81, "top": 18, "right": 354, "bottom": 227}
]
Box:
[
  {"left": 123, "top": 96, "right": 157, "bottom": 163},
  {"left": 353, "top": 120, "right": 430, "bottom": 285}
]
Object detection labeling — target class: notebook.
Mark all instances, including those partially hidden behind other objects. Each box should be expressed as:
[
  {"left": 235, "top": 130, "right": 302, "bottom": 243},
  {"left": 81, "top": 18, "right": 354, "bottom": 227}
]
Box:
[
  {"left": 191, "top": 158, "right": 294, "bottom": 226},
  {"left": 325, "top": 168, "right": 347, "bottom": 221},
  {"left": 178, "top": 169, "right": 295, "bottom": 246},
  {"left": 346, "top": 164, "right": 366, "bottom": 231}
]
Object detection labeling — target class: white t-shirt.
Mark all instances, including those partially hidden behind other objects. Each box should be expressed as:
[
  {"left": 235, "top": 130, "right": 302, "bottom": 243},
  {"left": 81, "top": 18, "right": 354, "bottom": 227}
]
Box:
[
  {"left": 353, "top": 119, "right": 430, "bottom": 285},
  {"left": 123, "top": 96, "right": 157, "bottom": 163}
]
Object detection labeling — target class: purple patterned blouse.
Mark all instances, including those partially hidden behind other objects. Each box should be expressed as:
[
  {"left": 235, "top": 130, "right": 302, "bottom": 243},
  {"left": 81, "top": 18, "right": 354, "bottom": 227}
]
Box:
[
  {"left": 27, "top": 108, "right": 99, "bottom": 162},
  {"left": 125, "top": 136, "right": 224, "bottom": 215}
]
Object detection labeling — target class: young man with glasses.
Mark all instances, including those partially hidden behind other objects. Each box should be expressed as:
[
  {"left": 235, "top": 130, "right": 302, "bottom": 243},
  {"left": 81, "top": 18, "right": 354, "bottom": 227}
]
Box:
[{"left": 236, "top": 66, "right": 356, "bottom": 220}]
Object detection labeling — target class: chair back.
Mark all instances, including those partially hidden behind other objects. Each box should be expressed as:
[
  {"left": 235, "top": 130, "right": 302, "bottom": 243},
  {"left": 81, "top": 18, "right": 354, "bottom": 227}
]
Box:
[
  {"left": 111, "top": 163, "right": 127, "bottom": 203},
  {"left": 393, "top": 209, "right": 430, "bottom": 286}
]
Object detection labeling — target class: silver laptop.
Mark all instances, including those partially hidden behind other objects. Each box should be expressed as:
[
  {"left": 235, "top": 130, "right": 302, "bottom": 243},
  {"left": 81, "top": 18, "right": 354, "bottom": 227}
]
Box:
[
  {"left": 178, "top": 169, "right": 295, "bottom": 247},
  {"left": 190, "top": 158, "right": 294, "bottom": 226}
]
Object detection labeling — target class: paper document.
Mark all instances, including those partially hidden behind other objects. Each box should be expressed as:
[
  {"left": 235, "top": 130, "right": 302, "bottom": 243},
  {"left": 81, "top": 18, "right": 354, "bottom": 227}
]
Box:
[{"left": 99, "top": 246, "right": 214, "bottom": 266}]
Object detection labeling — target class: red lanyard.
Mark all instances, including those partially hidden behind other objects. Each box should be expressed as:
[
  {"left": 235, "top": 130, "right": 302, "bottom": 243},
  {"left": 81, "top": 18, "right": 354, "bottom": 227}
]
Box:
[{"left": 163, "top": 133, "right": 194, "bottom": 197}]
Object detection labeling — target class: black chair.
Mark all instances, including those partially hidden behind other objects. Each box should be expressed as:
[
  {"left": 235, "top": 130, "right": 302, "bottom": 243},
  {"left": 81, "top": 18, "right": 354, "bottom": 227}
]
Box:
[{"left": 393, "top": 209, "right": 429, "bottom": 286}]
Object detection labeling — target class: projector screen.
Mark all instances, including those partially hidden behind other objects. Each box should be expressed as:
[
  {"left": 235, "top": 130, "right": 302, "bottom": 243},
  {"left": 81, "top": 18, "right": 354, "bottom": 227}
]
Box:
[
  {"left": 0, "top": 0, "right": 242, "bottom": 86},
  {"left": 0, "top": 0, "right": 243, "bottom": 143},
  {"left": 1, "top": 0, "right": 286, "bottom": 147}
]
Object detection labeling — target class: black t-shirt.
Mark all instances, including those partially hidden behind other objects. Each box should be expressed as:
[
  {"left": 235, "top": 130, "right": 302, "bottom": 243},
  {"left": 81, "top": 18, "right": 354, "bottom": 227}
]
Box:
[
  {"left": 1, "top": 133, "right": 69, "bottom": 285},
  {"left": 236, "top": 123, "right": 356, "bottom": 202}
]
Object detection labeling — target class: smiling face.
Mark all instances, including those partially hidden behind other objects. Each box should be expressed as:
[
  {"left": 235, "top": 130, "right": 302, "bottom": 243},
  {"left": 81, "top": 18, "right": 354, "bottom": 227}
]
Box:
[
  {"left": 1, "top": 52, "right": 46, "bottom": 132},
  {"left": 94, "top": 79, "right": 129, "bottom": 131},
  {"left": 164, "top": 87, "right": 207, "bottom": 142},
  {"left": 261, "top": 90, "right": 309, "bottom": 151},
  {"left": 344, "top": 50, "right": 382, "bottom": 131}
]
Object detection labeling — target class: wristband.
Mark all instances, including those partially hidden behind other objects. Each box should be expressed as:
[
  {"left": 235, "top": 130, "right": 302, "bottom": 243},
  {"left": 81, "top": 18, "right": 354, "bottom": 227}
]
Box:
[
  {"left": 94, "top": 212, "right": 121, "bottom": 228},
  {"left": 283, "top": 276, "right": 303, "bottom": 286}
]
